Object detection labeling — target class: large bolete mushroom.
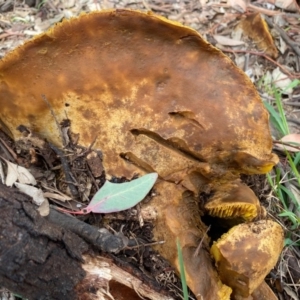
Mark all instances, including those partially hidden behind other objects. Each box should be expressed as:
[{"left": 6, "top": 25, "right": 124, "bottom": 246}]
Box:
[
  {"left": 211, "top": 220, "right": 283, "bottom": 297},
  {"left": 0, "top": 10, "right": 283, "bottom": 299}
]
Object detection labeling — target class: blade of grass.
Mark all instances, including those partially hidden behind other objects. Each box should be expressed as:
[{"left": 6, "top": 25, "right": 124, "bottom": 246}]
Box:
[
  {"left": 278, "top": 210, "right": 299, "bottom": 227},
  {"left": 267, "top": 171, "right": 288, "bottom": 210},
  {"left": 282, "top": 79, "right": 300, "bottom": 92},
  {"left": 274, "top": 88, "right": 289, "bottom": 136},
  {"left": 263, "top": 101, "right": 286, "bottom": 137},
  {"left": 280, "top": 185, "right": 300, "bottom": 211},
  {"left": 275, "top": 168, "right": 290, "bottom": 210},
  {"left": 286, "top": 151, "right": 300, "bottom": 186},
  {"left": 176, "top": 238, "right": 189, "bottom": 300},
  {"left": 293, "top": 152, "right": 300, "bottom": 166},
  {"left": 284, "top": 237, "right": 300, "bottom": 247}
]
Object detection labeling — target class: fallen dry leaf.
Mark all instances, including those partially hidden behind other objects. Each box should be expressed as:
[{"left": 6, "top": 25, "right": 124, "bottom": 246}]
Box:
[
  {"left": 37, "top": 198, "right": 50, "bottom": 217},
  {"left": 14, "top": 182, "right": 46, "bottom": 206},
  {"left": 1, "top": 157, "right": 37, "bottom": 186},
  {"left": 3, "top": 159, "right": 20, "bottom": 186},
  {"left": 283, "top": 283, "right": 300, "bottom": 300},
  {"left": 275, "top": 0, "right": 300, "bottom": 12},
  {"left": 228, "top": 0, "right": 248, "bottom": 12},
  {"left": 272, "top": 67, "right": 293, "bottom": 94},
  {"left": 238, "top": 13, "right": 278, "bottom": 58},
  {"left": 43, "top": 192, "right": 72, "bottom": 202},
  {"left": 213, "top": 35, "right": 245, "bottom": 46}
]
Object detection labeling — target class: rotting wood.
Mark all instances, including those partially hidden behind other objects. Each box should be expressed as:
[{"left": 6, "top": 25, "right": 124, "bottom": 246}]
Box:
[
  {"left": 46, "top": 208, "right": 132, "bottom": 253},
  {"left": 0, "top": 183, "right": 86, "bottom": 299},
  {"left": 0, "top": 183, "right": 173, "bottom": 300}
]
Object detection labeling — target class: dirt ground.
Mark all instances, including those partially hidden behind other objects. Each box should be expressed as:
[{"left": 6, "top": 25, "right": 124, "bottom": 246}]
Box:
[{"left": 0, "top": 1, "right": 299, "bottom": 300}]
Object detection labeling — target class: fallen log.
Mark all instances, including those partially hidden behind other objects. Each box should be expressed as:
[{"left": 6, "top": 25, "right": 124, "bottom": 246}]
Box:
[{"left": 0, "top": 183, "right": 173, "bottom": 300}]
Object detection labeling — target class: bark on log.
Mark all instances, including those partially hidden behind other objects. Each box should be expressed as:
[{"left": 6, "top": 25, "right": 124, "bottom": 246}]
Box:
[
  {"left": 0, "top": 183, "right": 173, "bottom": 300},
  {"left": 0, "top": 183, "right": 87, "bottom": 299}
]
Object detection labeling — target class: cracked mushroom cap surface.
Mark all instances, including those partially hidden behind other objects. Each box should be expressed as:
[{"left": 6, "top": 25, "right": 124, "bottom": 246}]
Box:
[{"left": 0, "top": 9, "right": 277, "bottom": 180}]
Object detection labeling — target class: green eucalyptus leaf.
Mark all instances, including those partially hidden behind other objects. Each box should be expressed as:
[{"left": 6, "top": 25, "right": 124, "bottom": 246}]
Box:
[{"left": 85, "top": 173, "right": 158, "bottom": 213}]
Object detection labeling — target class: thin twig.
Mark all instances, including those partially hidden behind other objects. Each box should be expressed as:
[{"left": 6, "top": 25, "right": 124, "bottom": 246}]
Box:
[
  {"left": 126, "top": 240, "right": 165, "bottom": 250},
  {"left": 142, "top": 0, "right": 151, "bottom": 11},
  {"left": 0, "top": 31, "right": 24, "bottom": 40},
  {"left": 74, "top": 136, "right": 98, "bottom": 159},
  {"left": 287, "top": 117, "right": 300, "bottom": 126},
  {"left": 148, "top": 3, "right": 171, "bottom": 13},
  {"left": 0, "top": 137, "right": 18, "bottom": 162},
  {"left": 274, "top": 140, "right": 300, "bottom": 151},
  {"left": 49, "top": 143, "right": 79, "bottom": 199},
  {"left": 248, "top": 4, "right": 281, "bottom": 16},
  {"left": 193, "top": 225, "right": 211, "bottom": 258},
  {"left": 0, "top": 158, "right": 4, "bottom": 183},
  {"left": 285, "top": 102, "right": 300, "bottom": 107},
  {"left": 221, "top": 48, "right": 300, "bottom": 79},
  {"left": 41, "top": 94, "right": 67, "bottom": 147}
]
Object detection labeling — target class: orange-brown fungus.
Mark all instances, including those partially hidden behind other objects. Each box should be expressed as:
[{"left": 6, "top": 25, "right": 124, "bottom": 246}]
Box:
[
  {"left": 211, "top": 220, "right": 284, "bottom": 297},
  {"left": 0, "top": 10, "right": 283, "bottom": 300},
  {"left": 205, "top": 181, "right": 260, "bottom": 221},
  {"left": 0, "top": 10, "right": 277, "bottom": 180}
]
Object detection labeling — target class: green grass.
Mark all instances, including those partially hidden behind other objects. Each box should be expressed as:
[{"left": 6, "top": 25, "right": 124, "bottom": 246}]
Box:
[
  {"left": 38, "top": 0, "right": 48, "bottom": 9},
  {"left": 175, "top": 80, "right": 300, "bottom": 299},
  {"left": 176, "top": 238, "right": 189, "bottom": 300},
  {"left": 263, "top": 80, "right": 300, "bottom": 246},
  {"left": 11, "top": 17, "right": 29, "bottom": 23}
]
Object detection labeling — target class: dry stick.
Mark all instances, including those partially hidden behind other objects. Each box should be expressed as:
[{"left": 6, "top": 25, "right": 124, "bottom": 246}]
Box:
[
  {"left": 48, "top": 207, "right": 131, "bottom": 252},
  {"left": 285, "top": 102, "right": 300, "bottom": 107},
  {"left": 247, "top": 4, "right": 282, "bottom": 16},
  {"left": 0, "top": 31, "right": 24, "bottom": 40},
  {"left": 0, "top": 159, "right": 4, "bottom": 184},
  {"left": 284, "top": 99, "right": 300, "bottom": 107},
  {"left": 74, "top": 136, "right": 98, "bottom": 158},
  {"left": 287, "top": 117, "right": 300, "bottom": 127},
  {"left": 126, "top": 241, "right": 165, "bottom": 250},
  {"left": 49, "top": 143, "right": 79, "bottom": 199},
  {"left": 41, "top": 94, "right": 67, "bottom": 147},
  {"left": 0, "top": 137, "right": 18, "bottom": 162},
  {"left": 147, "top": 3, "right": 171, "bottom": 13},
  {"left": 86, "top": 164, "right": 99, "bottom": 190},
  {"left": 273, "top": 140, "right": 300, "bottom": 151},
  {"left": 142, "top": 0, "right": 151, "bottom": 11},
  {"left": 221, "top": 48, "right": 300, "bottom": 79},
  {"left": 264, "top": 16, "right": 300, "bottom": 58},
  {"left": 206, "top": 3, "right": 280, "bottom": 16},
  {"left": 193, "top": 225, "right": 211, "bottom": 258},
  {"left": 284, "top": 13, "right": 300, "bottom": 18},
  {"left": 41, "top": 95, "right": 79, "bottom": 197}
]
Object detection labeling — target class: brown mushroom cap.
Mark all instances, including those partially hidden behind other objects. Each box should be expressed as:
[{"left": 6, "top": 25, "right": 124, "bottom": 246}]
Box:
[
  {"left": 210, "top": 220, "right": 284, "bottom": 297},
  {"left": 0, "top": 10, "right": 277, "bottom": 179}
]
